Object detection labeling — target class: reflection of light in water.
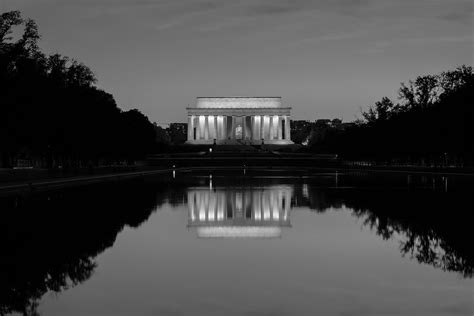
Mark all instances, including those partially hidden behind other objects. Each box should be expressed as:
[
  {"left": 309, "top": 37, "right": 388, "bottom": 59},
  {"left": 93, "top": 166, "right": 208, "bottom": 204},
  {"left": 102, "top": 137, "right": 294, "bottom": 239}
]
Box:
[
  {"left": 208, "top": 193, "right": 216, "bottom": 221},
  {"left": 235, "top": 192, "right": 243, "bottom": 212},
  {"left": 217, "top": 208, "right": 224, "bottom": 220},
  {"left": 187, "top": 186, "right": 292, "bottom": 238},
  {"left": 197, "top": 227, "right": 282, "bottom": 238},
  {"left": 199, "top": 208, "right": 206, "bottom": 220},
  {"left": 272, "top": 206, "right": 279, "bottom": 220},
  {"left": 302, "top": 183, "right": 309, "bottom": 198},
  {"left": 263, "top": 201, "right": 271, "bottom": 220},
  {"left": 189, "top": 199, "right": 195, "bottom": 221},
  {"left": 208, "top": 208, "right": 215, "bottom": 221},
  {"left": 255, "top": 208, "right": 261, "bottom": 220},
  {"left": 199, "top": 191, "right": 206, "bottom": 220}
]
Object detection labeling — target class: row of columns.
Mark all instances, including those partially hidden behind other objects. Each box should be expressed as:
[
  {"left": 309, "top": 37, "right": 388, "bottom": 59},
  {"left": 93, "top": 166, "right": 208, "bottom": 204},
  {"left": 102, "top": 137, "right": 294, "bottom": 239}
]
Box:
[{"left": 187, "top": 115, "right": 291, "bottom": 141}]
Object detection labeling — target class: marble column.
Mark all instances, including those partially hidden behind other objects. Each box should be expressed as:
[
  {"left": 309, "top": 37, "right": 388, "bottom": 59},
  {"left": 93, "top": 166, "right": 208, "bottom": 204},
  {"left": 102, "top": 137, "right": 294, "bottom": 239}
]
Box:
[
  {"left": 223, "top": 116, "right": 227, "bottom": 139},
  {"left": 274, "top": 116, "right": 279, "bottom": 140},
  {"left": 205, "top": 116, "right": 210, "bottom": 140},
  {"left": 269, "top": 116, "right": 275, "bottom": 140},
  {"left": 278, "top": 116, "right": 283, "bottom": 140},
  {"left": 260, "top": 116, "right": 265, "bottom": 141},
  {"left": 187, "top": 116, "right": 193, "bottom": 141},
  {"left": 247, "top": 116, "right": 252, "bottom": 140},
  {"left": 257, "top": 116, "right": 261, "bottom": 140},
  {"left": 212, "top": 116, "right": 217, "bottom": 140},
  {"left": 198, "top": 116, "right": 205, "bottom": 140},
  {"left": 195, "top": 116, "right": 201, "bottom": 140},
  {"left": 214, "top": 116, "right": 218, "bottom": 140},
  {"left": 231, "top": 116, "right": 236, "bottom": 139},
  {"left": 255, "top": 116, "right": 260, "bottom": 140},
  {"left": 268, "top": 116, "right": 271, "bottom": 140},
  {"left": 250, "top": 116, "right": 254, "bottom": 140},
  {"left": 204, "top": 116, "right": 209, "bottom": 140},
  {"left": 251, "top": 116, "right": 256, "bottom": 140},
  {"left": 217, "top": 116, "right": 222, "bottom": 140},
  {"left": 208, "top": 116, "right": 214, "bottom": 140},
  {"left": 285, "top": 116, "right": 291, "bottom": 140},
  {"left": 268, "top": 116, "right": 272, "bottom": 140}
]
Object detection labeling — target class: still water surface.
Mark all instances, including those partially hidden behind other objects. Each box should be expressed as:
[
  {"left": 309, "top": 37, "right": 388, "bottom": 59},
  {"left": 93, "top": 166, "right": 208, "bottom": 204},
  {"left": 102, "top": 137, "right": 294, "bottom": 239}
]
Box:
[{"left": 1, "top": 169, "right": 473, "bottom": 315}]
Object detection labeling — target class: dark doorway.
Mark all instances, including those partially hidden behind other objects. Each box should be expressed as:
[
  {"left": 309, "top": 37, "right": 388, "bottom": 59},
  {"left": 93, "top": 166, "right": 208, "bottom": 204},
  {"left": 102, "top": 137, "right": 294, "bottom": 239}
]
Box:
[{"left": 282, "top": 119, "right": 286, "bottom": 140}]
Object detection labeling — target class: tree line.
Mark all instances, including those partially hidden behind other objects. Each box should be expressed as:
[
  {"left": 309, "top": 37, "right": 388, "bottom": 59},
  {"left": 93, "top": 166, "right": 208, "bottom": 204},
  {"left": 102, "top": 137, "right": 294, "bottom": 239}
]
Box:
[
  {"left": 308, "top": 65, "right": 474, "bottom": 166},
  {"left": 1, "top": 11, "right": 158, "bottom": 168},
  {"left": 2, "top": 11, "right": 472, "bottom": 168}
]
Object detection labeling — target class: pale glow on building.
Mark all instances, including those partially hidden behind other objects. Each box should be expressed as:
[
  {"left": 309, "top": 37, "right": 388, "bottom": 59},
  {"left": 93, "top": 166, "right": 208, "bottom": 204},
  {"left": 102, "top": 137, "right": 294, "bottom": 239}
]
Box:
[
  {"left": 263, "top": 116, "right": 271, "bottom": 140},
  {"left": 186, "top": 97, "right": 293, "bottom": 145},
  {"left": 272, "top": 115, "right": 279, "bottom": 139}
]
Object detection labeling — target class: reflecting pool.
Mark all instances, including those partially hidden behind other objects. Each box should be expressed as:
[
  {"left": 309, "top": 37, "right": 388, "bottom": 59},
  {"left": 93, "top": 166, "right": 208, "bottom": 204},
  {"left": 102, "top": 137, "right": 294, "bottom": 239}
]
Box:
[{"left": 1, "top": 169, "right": 473, "bottom": 315}]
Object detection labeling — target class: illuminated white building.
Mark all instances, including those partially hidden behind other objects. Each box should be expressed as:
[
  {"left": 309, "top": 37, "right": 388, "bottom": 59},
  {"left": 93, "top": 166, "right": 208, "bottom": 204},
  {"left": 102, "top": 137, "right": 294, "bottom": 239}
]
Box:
[
  {"left": 187, "top": 186, "right": 292, "bottom": 238},
  {"left": 186, "top": 97, "right": 293, "bottom": 145}
]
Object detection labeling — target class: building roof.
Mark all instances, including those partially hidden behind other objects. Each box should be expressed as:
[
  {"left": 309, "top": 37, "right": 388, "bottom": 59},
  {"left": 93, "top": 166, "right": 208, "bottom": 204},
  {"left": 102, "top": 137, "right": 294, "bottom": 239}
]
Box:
[{"left": 195, "top": 97, "right": 283, "bottom": 109}]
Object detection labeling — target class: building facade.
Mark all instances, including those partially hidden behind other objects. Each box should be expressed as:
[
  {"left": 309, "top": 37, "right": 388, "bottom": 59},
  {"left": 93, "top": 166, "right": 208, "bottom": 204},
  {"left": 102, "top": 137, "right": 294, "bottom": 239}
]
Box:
[{"left": 186, "top": 97, "right": 293, "bottom": 145}]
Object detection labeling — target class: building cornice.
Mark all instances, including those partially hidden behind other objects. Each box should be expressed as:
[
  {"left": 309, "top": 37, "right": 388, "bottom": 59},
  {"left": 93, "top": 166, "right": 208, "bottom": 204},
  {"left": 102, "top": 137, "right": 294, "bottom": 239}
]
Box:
[{"left": 186, "top": 107, "right": 292, "bottom": 116}]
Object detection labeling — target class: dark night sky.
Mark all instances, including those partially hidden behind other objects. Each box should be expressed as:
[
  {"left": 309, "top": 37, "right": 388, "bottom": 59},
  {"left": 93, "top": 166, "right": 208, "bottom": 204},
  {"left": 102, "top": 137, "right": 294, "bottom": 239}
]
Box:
[{"left": 4, "top": 0, "right": 473, "bottom": 123}]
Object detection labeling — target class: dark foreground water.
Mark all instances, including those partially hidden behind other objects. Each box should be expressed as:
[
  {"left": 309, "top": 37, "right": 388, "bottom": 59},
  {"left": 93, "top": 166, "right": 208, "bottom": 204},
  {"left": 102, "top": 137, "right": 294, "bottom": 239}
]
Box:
[{"left": 1, "top": 169, "right": 473, "bottom": 316}]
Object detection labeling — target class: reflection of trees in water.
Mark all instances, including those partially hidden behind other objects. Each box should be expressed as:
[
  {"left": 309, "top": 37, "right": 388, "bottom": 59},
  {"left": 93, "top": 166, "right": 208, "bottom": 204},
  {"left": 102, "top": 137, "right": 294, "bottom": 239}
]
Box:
[
  {"left": 189, "top": 173, "right": 472, "bottom": 277},
  {"left": 0, "top": 177, "right": 188, "bottom": 316},
  {"left": 0, "top": 172, "right": 472, "bottom": 314},
  {"left": 346, "top": 191, "right": 473, "bottom": 278},
  {"left": 293, "top": 179, "right": 473, "bottom": 278}
]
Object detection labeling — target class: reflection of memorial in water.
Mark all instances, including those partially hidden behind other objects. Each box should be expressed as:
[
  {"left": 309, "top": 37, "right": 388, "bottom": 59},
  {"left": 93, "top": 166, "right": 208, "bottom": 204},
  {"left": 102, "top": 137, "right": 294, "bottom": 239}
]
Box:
[{"left": 187, "top": 185, "right": 292, "bottom": 238}]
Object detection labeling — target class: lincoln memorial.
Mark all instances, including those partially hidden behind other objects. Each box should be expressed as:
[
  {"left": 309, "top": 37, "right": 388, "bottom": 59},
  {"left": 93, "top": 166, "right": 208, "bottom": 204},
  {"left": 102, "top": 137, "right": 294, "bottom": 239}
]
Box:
[{"left": 186, "top": 97, "right": 293, "bottom": 145}]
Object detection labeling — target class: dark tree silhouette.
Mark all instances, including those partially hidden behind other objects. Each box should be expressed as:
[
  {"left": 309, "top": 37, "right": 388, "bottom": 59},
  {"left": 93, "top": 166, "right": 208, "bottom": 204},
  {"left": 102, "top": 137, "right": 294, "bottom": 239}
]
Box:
[
  {"left": 0, "top": 176, "right": 189, "bottom": 315},
  {"left": 309, "top": 65, "right": 474, "bottom": 166},
  {"left": 0, "top": 11, "right": 159, "bottom": 168},
  {"left": 362, "top": 97, "right": 396, "bottom": 123}
]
